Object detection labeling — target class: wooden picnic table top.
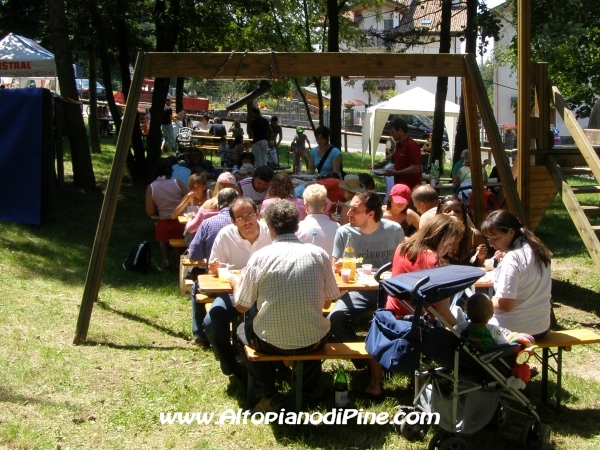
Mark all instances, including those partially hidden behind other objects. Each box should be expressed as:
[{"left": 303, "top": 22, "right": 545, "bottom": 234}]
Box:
[
  {"left": 196, "top": 268, "right": 494, "bottom": 294},
  {"left": 196, "top": 271, "right": 383, "bottom": 294}
]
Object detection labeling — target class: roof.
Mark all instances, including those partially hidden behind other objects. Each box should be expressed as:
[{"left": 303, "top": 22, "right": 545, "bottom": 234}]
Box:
[
  {"left": 396, "top": 0, "right": 467, "bottom": 34},
  {"left": 302, "top": 84, "right": 331, "bottom": 100},
  {"left": 0, "top": 33, "right": 55, "bottom": 77}
]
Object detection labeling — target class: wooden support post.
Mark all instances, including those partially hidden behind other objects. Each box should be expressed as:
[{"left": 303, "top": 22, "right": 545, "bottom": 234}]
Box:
[
  {"left": 463, "top": 54, "right": 527, "bottom": 224},
  {"left": 344, "top": 131, "right": 348, "bottom": 153},
  {"left": 517, "top": 0, "right": 531, "bottom": 221},
  {"left": 462, "top": 76, "right": 485, "bottom": 226},
  {"left": 74, "top": 53, "right": 148, "bottom": 344}
]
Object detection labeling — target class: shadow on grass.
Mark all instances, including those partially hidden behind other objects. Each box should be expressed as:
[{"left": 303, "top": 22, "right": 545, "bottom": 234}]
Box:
[
  {"left": 81, "top": 340, "right": 187, "bottom": 351},
  {"left": 95, "top": 300, "right": 188, "bottom": 341},
  {"left": 0, "top": 386, "right": 64, "bottom": 409},
  {"left": 551, "top": 279, "right": 600, "bottom": 322}
]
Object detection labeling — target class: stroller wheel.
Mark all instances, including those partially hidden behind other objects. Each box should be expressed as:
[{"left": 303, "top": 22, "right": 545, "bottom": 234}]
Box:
[
  {"left": 428, "top": 431, "right": 453, "bottom": 450},
  {"left": 400, "top": 420, "right": 430, "bottom": 441},
  {"left": 489, "top": 404, "right": 508, "bottom": 430},
  {"left": 439, "top": 436, "right": 468, "bottom": 450},
  {"left": 519, "top": 420, "right": 537, "bottom": 449},
  {"left": 535, "top": 424, "right": 551, "bottom": 450}
]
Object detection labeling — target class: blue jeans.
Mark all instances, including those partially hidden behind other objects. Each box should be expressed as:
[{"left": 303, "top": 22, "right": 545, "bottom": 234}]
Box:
[
  {"left": 328, "top": 290, "right": 379, "bottom": 341},
  {"left": 327, "top": 290, "right": 379, "bottom": 368},
  {"left": 191, "top": 281, "right": 207, "bottom": 341},
  {"left": 203, "top": 294, "right": 241, "bottom": 376}
]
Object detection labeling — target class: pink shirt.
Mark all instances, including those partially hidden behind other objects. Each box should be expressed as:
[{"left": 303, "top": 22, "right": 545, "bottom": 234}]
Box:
[{"left": 184, "top": 207, "right": 220, "bottom": 233}]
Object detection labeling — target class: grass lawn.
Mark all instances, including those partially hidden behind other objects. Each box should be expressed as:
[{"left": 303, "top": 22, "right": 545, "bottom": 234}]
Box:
[{"left": 1, "top": 141, "right": 599, "bottom": 449}]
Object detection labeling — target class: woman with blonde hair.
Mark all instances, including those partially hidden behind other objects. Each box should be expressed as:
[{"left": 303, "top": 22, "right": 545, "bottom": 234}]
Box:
[{"left": 365, "top": 214, "right": 465, "bottom": 396}]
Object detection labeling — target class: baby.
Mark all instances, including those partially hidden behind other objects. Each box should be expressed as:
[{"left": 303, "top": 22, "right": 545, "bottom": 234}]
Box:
[{"left": 454, "top": 293, "right": 508, "bottom": 350}]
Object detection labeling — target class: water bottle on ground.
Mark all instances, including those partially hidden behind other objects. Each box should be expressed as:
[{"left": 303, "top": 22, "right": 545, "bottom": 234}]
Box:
[{"left": 334, "top": 364, "right": 349, "bottom": 408}]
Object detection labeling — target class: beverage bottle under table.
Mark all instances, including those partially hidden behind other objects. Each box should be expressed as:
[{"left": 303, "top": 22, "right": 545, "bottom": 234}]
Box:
[{"left": 334, "top": 364, "right": 349, "bottom": 408}]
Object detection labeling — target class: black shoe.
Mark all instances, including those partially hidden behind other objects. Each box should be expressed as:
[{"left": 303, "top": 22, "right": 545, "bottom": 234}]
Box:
[{"left": 191, "top": 337, "right": 211, "bottom": 349}]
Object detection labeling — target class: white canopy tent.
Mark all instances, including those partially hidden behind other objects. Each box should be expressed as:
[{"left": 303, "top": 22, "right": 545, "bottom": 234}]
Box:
[
  {"left": 0, "top": 33, "right": 56, "bottom": 86},
  {"left": 361, "top": 87, "right": 460, "bottom": 165}
]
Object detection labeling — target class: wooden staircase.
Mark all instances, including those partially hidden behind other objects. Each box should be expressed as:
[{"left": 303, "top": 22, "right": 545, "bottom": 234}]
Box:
[{"left": 544, "top": 86, "right": 600, "bottom": 270}]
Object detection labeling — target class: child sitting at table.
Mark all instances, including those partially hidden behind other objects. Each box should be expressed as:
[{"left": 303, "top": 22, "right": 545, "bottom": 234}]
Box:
[{"left": 454, "top": 293, "right": 508, "bottom": 350}]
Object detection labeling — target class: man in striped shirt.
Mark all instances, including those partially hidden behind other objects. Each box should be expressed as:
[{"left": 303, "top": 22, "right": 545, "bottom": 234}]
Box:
[{"left": 232, "top": 200, "right": 340, "bottom": 412}]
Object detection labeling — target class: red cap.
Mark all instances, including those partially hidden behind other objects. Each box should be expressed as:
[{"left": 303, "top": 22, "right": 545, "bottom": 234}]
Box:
[{"left": 390, "top": 184, "right": 411, "bottom": 204}]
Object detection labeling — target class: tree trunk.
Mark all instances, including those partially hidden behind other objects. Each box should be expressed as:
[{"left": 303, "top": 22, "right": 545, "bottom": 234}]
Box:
[
  {"left": 432, "top": 0, "right": 453, "bottom": 175},
  {"left": 327, "top": 0, "right": 342, "bottom": 149},
  {"left": 146, "top": 0, "right": 182, "bottom": 179},
  {"left": 88, "top": 50, "right": 101, "bottom": 154},
  {"left": 454, "top": 0, "right": 478, "bottom": 164},
  {"left": 176, "top": 77, "right": 185, "bottom": 114},
  {"left": 47, "top": 0, "right": 95, "bottom": 188},
  {"left": 115, "top": 18, "right": 146, "bottom": 184}
]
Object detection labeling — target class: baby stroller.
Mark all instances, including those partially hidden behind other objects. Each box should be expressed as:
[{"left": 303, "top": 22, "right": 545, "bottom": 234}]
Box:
[{"left": 368, "top": 265, "right": 550, "bottom": 450}]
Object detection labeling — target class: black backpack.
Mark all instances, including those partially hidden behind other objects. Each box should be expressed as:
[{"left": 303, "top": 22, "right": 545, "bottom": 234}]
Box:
[{"left": 123, "top": 241, "right": 151, "bottom": 274}]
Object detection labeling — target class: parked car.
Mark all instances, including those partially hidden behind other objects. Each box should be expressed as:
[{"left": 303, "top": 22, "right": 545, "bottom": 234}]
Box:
[
  {"left": 382, "top": 113, "right": 448, "bottom": 141},
  {"left": 76, "top": 79, "right": 106, "bottom": 101}
]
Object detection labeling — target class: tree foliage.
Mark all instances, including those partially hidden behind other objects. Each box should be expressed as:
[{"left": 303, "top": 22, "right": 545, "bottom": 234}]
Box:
[{"left": 501, "top": 0, "right": 600, "bottom": 118}]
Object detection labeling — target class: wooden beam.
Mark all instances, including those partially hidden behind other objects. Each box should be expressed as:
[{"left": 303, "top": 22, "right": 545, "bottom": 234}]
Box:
[
  {"left": 517, "top": 0, "right": 532, "bottom": 222},
  {"left": 552, "top": 85, "right": 600, "bottom": 182},
  {"left": 463, "top": 53, "right": 527, "bottom": 224},
  {"left": 74, "top": 53, "right": 148, "bottom": 344},
  {"left": 462, "top": 75, "right": 485, "bottom": 225},
  {"left": 547, "top": 156, "right": 600, "bottom": 268},
  {"left": 145, "top": 52, "right": 468, "bottom": 79},
  {"left": 534, "top": 63, "right": 549, "bottom": 151}
]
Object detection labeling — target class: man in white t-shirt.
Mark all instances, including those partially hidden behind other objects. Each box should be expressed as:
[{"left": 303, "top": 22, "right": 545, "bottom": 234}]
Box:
[
  {"left": 236, "top": 165, "right": 274, "bottom": 207},
  {"left": 201, "top": 198, "right": 272, "bottom": 378}
]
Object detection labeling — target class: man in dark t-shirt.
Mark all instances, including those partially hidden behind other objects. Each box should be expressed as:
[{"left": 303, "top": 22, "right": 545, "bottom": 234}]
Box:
[
  {"left": 247, "top": 106, "right": 272, "bottom": 168},
  {"left": 161, "top": 98, "right": 175, "bottom": 152},
  {"left": 209, "top": 117, "right": 227, "bottom": 137}
]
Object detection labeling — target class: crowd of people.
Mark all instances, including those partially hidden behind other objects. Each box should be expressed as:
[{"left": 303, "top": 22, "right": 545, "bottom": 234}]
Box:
[{"left": 143, "top": 117, "right": 553, "bottom": 414}]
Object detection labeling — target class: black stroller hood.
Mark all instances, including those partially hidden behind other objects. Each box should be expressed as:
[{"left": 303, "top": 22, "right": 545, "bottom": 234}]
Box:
[{"left": 380, "top": 265, "right": 485, "bottom": 305}]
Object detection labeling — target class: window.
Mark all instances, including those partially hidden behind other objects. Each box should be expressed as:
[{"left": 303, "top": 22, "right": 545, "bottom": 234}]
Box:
[{"left": 383, "top": 19, "right": 393, "bottom": 31}]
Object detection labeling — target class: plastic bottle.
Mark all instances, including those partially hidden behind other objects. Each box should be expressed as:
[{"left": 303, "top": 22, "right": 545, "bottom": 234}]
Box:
[
  {"left": 342, "top": 234, "right": 356, "bottom": 281},
  {"left": 311, "top": 231, "right": 317, "bottom": 245},
  {"left": 334, "top": 364, "right": 349, "bottom": 408},
  {"left": 430, "top": 159, "right": 439, "bottom": 186}
]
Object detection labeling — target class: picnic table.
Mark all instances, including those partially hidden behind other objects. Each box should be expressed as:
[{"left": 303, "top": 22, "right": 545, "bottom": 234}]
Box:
[
  {"left": 196, "top": 271, "right": 383, "bottom": 295},
  {"left": 196, "top": 268, "right": 493, "bottom": 294}
]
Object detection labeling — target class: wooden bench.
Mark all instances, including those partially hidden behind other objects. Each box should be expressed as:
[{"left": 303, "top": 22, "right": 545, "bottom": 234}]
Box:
[
  {"left": 169, "top": 239, "right": 187, "bottom": 248},
  {"left": 180, "top": 257, "right": 206, "bottom": 296},
  {"left": 535, "top": 328, "right": 600, "bottom": 409},
  {"left": 244, "top": 342, "right": 372, "bottom": 411}
]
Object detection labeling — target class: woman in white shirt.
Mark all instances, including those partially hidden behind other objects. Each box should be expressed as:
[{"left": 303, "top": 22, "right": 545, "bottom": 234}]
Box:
[{"left": 480, "top": 210, "right": 552, "bottom": 340}]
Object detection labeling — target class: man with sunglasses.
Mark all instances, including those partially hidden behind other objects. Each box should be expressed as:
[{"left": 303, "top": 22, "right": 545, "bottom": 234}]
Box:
[{"left": 201, "top": 197, "right": 272, "bottom": 378}]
